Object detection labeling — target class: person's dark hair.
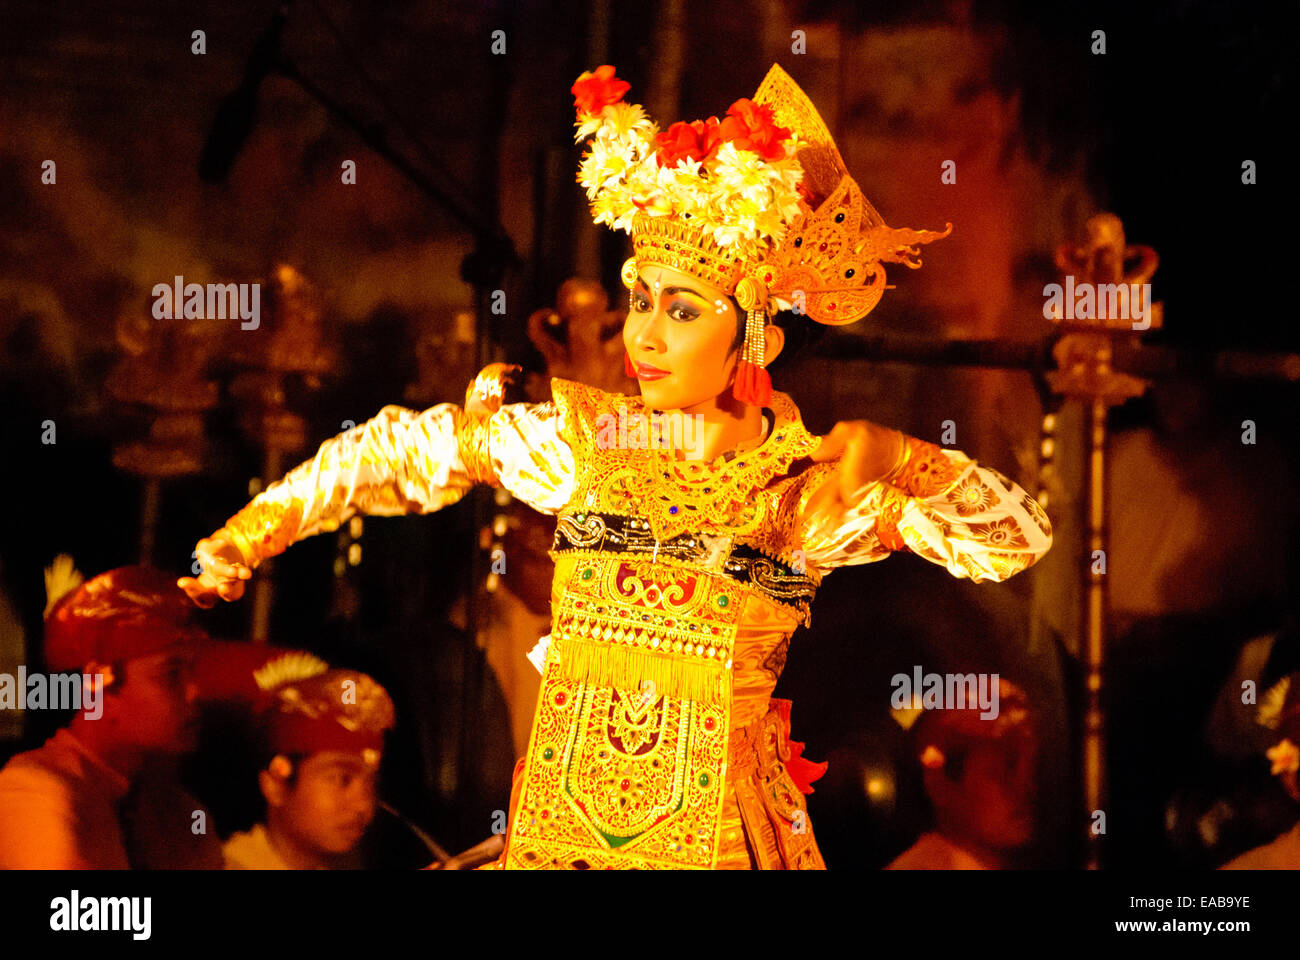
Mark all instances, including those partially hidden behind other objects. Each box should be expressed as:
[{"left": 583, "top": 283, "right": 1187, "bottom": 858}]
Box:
[{"left": 728, "top": 296, "right": 826, "bottom": 374}]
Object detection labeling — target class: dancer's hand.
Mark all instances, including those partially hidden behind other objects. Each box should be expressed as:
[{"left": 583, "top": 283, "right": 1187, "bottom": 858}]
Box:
[
  {"left": 177, "top": 532, "right": 252, "bottom": 608},
  {"left": 809, "top": 420, "right": 906, "bottom": 507}
]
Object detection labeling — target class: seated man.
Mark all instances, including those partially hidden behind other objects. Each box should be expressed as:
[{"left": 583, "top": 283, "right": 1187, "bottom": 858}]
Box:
[
  {"left": 223, "top": 653, "right": 395, "bottom": 869},
  {"left": 1222, "top": 671, "right": 1300, "bottom": 869},
  {"left": 0, "top": 565, "right": 221, "bottom": 869},
  {"left": 886, "top": 678, "right": 1038, "bottom": 870}
]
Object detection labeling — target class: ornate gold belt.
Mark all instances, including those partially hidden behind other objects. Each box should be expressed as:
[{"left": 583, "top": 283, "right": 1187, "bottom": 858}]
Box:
[{"left": 548, "top": 551, "right": 744, "bottom": 704}]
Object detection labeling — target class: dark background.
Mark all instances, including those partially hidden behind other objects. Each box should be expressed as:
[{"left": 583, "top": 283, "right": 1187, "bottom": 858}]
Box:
[{"left": 1, "top": 0, "right": 1297, "bottom": 868}]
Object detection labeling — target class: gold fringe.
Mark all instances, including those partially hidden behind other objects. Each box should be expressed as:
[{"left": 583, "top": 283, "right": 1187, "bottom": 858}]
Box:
[{"left": 556, "top": 635, "right": 727, "bottom": 703}]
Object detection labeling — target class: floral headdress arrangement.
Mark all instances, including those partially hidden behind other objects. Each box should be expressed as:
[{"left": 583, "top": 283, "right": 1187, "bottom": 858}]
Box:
[
  {"left": 573, "top": 65, "right": 806, "bottom": 264},
  {"left": 571, "top": 63, "right": 951, "bottom": 405}
]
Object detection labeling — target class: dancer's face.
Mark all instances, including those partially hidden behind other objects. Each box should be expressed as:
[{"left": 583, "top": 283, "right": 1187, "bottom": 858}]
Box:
[{"left": 624, "top": 264, "right": 765, "bottom": 412}]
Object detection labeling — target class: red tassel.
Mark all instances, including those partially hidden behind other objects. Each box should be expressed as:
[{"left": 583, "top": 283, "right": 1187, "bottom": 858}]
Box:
[
  {"left": 752, "top": 365, "right": 772, "bottom": 406},
  {"left": 733, "top": 360, "right": 752, "bottom": 403},
  {"left": 732, "top": 359, "right": 772, "bottom": 406},
  {"left": 624, "top": 351, "right": 636, "bottom": 377}
]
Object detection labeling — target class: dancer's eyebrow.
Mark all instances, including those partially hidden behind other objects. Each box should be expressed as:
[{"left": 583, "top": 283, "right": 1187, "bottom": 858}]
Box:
[{"left": 636, "top": 273, "right": 707, "bottom": 301}]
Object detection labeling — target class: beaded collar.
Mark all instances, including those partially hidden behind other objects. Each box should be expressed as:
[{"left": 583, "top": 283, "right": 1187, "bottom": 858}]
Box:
[
  {"left": 656, "top": 408, "right": 772, "bottom": 464},
  {"left": 635, "top": 391, "right": 820, "bottom": 541}
]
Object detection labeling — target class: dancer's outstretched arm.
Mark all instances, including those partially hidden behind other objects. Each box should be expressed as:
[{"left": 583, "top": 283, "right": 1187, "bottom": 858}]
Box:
[
  {"left": 799, "top": 423, "right": 1052, "bottom": 583},
  {"left": 179, "top": 364, "right": 577, "bottom": 606}
]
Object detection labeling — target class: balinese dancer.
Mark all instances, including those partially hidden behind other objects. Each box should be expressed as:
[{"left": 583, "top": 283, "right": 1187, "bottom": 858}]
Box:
[{"left": 180, "top": 64, "right": 1053, "bottom": 869}]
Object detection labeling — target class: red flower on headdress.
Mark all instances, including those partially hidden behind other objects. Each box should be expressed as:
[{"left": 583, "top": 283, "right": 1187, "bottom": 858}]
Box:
[
  {"left": 653, "top": 116, "right": 724, "bottom": 168},
  {"left": 572, "top": 65, "right": 630, "bottom": 116},
  {"left": 717, "top": 98, "right": 791, "bottom": 161}
]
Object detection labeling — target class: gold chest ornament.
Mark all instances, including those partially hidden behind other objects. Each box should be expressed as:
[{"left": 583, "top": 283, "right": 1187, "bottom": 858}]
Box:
[{"left": 503, "top": 380, "right": 823, "bottom": 869}]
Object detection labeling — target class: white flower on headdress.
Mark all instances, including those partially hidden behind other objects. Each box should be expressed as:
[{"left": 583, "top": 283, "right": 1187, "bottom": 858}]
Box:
[
  {"left": 574, "top": 97, "right": 650, "bottom": 141},
  {"left": 713, "top": 140, "right": 763, "bottom": 178},
  {"left": 574, "top": 114, "right": 604, "bottom": 142},
  {"left": 575, "top": 86, "right": 808, "bottom": 255},
  {"left": 711, "top": 222, "right": 747, "bottom": 248},
  {"left": 578, "top": 139, "right": 621, "bottom": 197},
  {"left": 669, "top": 155, "right": 704, "bottom": 179},
  {"left": 601, "top": 101, "right": 654, "bottom": 139}
]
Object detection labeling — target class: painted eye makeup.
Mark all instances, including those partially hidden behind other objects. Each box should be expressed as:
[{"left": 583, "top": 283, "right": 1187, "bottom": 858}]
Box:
[
  {"left": 667, "top": 300, "right": 699, "bottom": 322},
  {"left": 632, "top": 284, "right": 701, "bottom": 321}
]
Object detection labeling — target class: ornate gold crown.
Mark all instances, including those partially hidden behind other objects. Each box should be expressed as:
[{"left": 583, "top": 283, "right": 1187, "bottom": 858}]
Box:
[{"left": 573, "top": 63, "right": 952, "bottom": 327}]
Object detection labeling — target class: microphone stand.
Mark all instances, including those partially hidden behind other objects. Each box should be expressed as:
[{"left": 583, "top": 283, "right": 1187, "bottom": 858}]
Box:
[
  {"left": 274, "top": 58, "right": 519, "bottom": 274},
  {"left": 266, "top": 53, "right": 519, "bottom": 811},
  {"left": 202, "top": 7, "right": 520, "bottom": 811}
]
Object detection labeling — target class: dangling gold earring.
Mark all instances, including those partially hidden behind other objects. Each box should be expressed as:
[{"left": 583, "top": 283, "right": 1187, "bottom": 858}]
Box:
[{"left": 731, "top": 276, "right": 772, "bottom": 406}]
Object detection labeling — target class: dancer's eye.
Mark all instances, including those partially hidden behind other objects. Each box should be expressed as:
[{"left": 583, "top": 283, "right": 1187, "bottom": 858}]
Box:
[
  {"left": 668, "top": 301, "right": 699, "bottom": 322},
  {"left": 632, "top": 291, "right": 651, "bottom": 312}
]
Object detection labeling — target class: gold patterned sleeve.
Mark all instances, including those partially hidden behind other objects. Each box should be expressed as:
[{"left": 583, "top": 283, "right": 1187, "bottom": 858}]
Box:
[
  {"left": 220, "top": 398, "right": 577, "bottom": 568},
  {"left": 796, "top": 435, "right": 1053, "bottom": 583},
  {"left": 486, "top": 399, "right": 578, "bottom": 514}
]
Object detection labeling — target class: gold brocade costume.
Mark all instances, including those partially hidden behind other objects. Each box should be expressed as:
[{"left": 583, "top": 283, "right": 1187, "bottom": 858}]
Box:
[{"left": 221, "top": 369, "right": 1052, "bottom": 869}]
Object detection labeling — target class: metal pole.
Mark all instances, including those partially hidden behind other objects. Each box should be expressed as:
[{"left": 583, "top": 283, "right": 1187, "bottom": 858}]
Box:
[{"left": 1084, "top": 397, "right": 1108, "bottom": 869}]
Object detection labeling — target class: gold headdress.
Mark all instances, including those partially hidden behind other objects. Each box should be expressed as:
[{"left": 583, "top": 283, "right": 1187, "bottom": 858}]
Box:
[{"left": 572, "top": 63, "right": 951, "bottom": 404}]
